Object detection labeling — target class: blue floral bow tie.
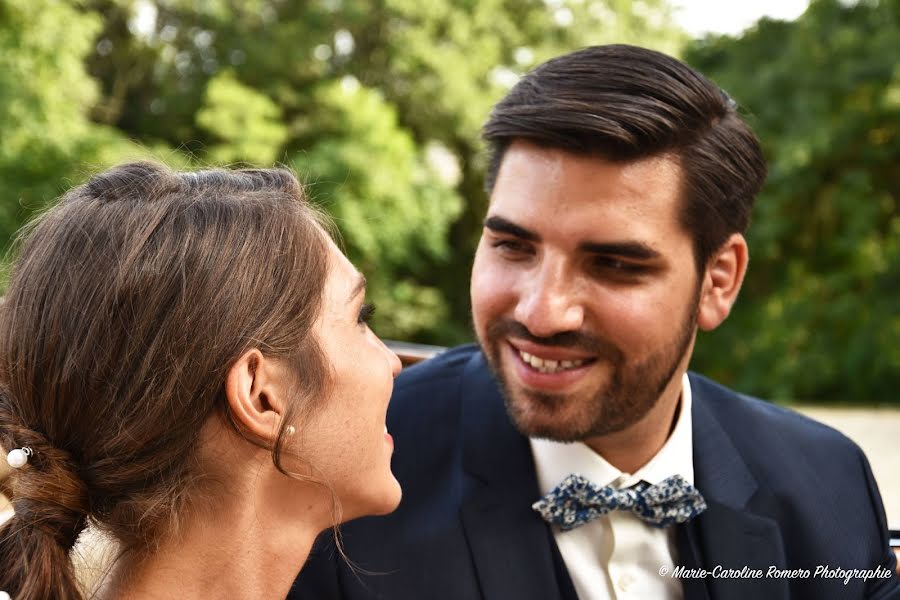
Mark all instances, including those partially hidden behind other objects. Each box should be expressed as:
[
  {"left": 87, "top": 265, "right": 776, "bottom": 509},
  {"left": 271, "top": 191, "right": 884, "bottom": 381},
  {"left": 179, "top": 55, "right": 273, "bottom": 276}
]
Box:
[{"left": 533, "top": 473, "right": 707, "bottom": 531}]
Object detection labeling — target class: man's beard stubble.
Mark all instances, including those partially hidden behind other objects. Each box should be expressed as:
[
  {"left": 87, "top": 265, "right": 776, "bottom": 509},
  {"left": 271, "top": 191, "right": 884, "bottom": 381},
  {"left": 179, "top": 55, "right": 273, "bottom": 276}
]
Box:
[{"left": 478, "top": 289, "right": 701, "bottom": 442}]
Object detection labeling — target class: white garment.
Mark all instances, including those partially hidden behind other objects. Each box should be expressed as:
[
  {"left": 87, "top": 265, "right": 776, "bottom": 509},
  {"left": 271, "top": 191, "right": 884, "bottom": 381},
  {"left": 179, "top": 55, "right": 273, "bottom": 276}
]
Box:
[{"left": 530, "top": 372, "right": 694, "bottom": 600}]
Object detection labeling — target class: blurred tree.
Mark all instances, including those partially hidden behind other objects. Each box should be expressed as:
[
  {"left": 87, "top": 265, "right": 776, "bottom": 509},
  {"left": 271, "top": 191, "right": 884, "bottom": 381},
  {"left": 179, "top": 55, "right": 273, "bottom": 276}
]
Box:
[
  {"left": 0, "top": 0, "right": 180, "bottom": 255},
  {"left": 292, "top": 77, "right": 463, "bottom": 340},
  {"left": 0, "top": 0, "right": 107, "bottom": 241},
  {"left": 196, "top": 69, "right": 288, "bottom": 165},
  {"left": 687, "top": 0, "right": 899, "bottom": 402}
]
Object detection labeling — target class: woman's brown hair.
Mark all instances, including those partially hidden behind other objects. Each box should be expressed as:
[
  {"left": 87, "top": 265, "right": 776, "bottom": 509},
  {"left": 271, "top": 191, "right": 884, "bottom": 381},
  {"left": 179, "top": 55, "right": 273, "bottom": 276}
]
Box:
[{"left": 0, "top": 162, "right": 331, "bottom": 599}]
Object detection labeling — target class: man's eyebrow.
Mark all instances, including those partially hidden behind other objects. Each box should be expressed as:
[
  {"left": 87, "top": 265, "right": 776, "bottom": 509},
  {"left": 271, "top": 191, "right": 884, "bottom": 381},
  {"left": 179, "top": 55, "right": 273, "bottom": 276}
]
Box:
[
  {"left": 483, "top": 216, "right": 540, "bottom": 242},
  {"left": 484, "top": 216, "right": 660, "bottom": 260},
  {"left": 578, "top": 241, "right": 661, "bottom": 260},
  {"left": 349, "top": 274, "right": 367, "bottom": 303}
]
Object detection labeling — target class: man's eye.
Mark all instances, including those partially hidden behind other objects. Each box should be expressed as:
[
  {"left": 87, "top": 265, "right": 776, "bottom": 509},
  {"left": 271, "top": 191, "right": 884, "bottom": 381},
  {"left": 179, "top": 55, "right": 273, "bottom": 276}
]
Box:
[
  {"left": 594, "top": 257, "right": 645, "bottom": 273},
  {"left": 492, "top": 239, "right": 532, "bottom": 255},
  {"left": 358, "top": 303, "right": 376, "bottom": 325}
]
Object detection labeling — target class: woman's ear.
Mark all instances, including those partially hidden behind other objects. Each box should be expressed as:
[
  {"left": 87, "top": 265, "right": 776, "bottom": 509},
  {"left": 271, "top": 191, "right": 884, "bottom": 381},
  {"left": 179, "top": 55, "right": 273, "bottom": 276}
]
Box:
[
  {"left": 224, "top": 348, "right": 288, "bottom": 444},
  {"left": 697, "top": 233, "right": 749, "bottom": 331}
]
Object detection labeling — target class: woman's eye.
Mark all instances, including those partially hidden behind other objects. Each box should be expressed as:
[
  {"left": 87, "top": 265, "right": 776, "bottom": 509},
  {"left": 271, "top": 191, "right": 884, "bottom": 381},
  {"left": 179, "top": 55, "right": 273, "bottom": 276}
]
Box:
[{"left": 358, "top": 302, "right": 376, "bottom": 325}]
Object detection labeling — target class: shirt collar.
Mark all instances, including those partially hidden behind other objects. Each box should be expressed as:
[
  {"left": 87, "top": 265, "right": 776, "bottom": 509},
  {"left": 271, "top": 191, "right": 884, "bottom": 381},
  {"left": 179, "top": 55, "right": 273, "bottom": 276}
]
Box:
[{"left": 531, "top": 372, "right": 694, "bottom": 493}]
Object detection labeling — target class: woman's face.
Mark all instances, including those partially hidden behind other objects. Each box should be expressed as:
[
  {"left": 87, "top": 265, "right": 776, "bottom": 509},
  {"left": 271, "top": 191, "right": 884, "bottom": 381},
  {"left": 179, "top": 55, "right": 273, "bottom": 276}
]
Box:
[{"left": 298, "top": 238, "right": 402, "bottom": 521}]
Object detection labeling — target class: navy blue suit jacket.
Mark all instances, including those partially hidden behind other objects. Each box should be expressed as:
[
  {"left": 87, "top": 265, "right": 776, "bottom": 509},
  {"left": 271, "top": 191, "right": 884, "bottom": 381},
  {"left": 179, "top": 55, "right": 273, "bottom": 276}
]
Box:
[{"left": 292, "top": 345, "right": 899, "bottom": 599}]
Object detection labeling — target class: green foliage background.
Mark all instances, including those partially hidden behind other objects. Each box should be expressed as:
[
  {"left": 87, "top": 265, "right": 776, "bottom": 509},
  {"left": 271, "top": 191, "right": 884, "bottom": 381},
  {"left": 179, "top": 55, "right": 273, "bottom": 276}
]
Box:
[
  {"left": 686, "top": 0, "right": 899, "bottom": 402},
  {"left": 0, "top": 0, "right": 896, "bottom": 403}
]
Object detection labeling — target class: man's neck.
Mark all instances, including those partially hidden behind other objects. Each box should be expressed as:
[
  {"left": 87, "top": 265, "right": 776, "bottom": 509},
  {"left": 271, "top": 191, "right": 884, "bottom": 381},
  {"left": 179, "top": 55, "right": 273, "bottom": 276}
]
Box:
[{"left": 583, "top": 373, "right": 684, "bottom": 474}]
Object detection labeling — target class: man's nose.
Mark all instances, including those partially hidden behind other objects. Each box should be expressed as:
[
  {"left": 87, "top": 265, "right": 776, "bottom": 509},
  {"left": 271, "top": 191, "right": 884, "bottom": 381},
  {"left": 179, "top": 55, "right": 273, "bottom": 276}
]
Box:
[{"left": 513, "top": 264, "right": 584, "bottom": 337}]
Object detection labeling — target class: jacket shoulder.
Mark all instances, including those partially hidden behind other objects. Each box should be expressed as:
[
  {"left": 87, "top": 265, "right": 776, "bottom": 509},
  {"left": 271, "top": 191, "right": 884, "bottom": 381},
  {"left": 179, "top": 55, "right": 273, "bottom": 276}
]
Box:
[
  {"left": 688, "top": 371, "right": 882, "bottom": 516},
  {"left": 385, "top": 344, "right": 482, "bottom": 441},
  {"left": 392, "top": 344, "right": 480, "bottom": 403},
  {"left": 689, "top": 372, "right": 860, "bottom": 455},
  {"left": 689, "top": 373, "right": 899, "bottom": 593}
]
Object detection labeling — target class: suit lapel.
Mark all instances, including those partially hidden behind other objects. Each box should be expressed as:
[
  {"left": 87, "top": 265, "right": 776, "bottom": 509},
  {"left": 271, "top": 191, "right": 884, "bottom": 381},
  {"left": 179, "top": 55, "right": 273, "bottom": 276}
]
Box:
[
  {"left": 458, "top": 351, "right": 569, "bottom": 600},
  {"left": 675, "top": 520, "right": 712, "bottom": 600},
  {"left": 687, "top": 375, "right": 790, "bottom": 600}
]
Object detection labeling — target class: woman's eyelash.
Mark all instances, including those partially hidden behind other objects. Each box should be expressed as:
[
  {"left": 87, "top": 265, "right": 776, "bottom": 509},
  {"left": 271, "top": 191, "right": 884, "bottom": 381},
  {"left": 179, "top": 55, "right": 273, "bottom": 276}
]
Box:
[{"left": 358, "top": 302, "right": 376, "bottom": 324}]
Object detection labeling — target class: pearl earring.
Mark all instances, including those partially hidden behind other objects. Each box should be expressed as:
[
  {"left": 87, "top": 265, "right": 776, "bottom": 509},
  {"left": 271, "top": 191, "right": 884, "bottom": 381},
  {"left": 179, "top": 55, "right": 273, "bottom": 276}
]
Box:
[
  {"left": 6, "top": 446, "right": 33, "bottom": 469},
  {"left": 286, "top": 425, "right": 296, "bottom": 436}
]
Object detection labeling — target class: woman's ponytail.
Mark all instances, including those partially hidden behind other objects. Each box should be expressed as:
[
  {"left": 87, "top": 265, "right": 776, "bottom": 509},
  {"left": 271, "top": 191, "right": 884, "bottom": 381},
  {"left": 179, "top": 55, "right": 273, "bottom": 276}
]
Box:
[{"left": 0, "top": 392, "right": 89, "bottom": 600}]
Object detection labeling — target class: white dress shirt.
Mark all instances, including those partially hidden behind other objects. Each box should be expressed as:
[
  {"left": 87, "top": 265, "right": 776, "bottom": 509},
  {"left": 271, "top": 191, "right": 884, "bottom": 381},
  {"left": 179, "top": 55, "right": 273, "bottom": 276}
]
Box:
[{"left": 530, "top": 372, "right": 694, "bottom": 600}]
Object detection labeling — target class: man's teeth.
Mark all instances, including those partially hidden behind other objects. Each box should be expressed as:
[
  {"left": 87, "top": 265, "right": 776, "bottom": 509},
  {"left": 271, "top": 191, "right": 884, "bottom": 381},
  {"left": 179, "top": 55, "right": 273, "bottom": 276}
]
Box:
[{"left": 518, "top": 350, "right": 585, "bottom": 373}]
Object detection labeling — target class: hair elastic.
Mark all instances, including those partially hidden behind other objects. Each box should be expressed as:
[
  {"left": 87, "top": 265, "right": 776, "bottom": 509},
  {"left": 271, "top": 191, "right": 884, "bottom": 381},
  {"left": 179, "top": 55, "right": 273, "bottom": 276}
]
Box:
[{"left": 6, "top": 446, "right": 33, "bottom": 469}]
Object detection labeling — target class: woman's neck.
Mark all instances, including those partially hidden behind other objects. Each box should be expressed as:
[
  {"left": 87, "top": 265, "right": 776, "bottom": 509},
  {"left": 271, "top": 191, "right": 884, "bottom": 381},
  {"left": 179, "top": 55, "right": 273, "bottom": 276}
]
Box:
[{"left": 98, "top": 457, "right": 332, "bottom": 599}]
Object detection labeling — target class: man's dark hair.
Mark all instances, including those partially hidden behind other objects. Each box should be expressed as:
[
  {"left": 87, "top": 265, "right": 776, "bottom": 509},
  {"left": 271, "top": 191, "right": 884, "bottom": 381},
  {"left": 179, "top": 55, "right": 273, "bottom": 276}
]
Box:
[{"left": 483, "top": 44, "right": 768, "bottom": 271}]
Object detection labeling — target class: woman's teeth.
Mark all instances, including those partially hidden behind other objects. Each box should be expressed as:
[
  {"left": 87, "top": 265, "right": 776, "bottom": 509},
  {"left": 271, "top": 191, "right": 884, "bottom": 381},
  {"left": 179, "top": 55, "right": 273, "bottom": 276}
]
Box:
[{"left": 518, "top": 350, "right": 586, "bottom": 373}]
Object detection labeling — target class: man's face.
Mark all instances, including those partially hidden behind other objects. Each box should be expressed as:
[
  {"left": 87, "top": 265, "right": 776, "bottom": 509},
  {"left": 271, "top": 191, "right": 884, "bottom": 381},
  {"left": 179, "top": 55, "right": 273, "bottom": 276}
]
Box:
[{"left": 471, "top": 140, "right": 702, "bottom": 442}]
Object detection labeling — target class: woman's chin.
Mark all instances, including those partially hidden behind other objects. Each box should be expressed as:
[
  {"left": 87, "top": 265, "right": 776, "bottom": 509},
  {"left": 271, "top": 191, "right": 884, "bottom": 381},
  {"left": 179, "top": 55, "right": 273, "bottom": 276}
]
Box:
[
  {"left": 380, "top": 478, "right": 403, "bottom": 514},
  {"left": 367, "top": 475, "right": 402, "bottom": 516},
  {"left": 350, "top": 477, "right": 402, "bottom": 521}
]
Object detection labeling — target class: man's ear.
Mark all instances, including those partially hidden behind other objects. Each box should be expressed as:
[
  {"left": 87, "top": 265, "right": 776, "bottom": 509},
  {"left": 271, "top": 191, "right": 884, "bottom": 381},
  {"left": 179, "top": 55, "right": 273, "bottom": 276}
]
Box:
[
  {"left": 224, "top": 348, "right": 287, "bottom": 444},
  {"left": 697, "top": 233, "right": 748, "bottom": 331}
]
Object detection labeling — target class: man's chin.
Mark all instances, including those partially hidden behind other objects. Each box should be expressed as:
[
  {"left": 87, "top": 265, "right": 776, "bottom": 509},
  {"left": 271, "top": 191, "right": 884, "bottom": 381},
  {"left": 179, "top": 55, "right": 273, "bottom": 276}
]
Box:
[
  {"left": 504, "top": 391, "right": 592, "bottom": 442},
  {"left": 503, "top": 384, "right": 643, "bottom": 440}
]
